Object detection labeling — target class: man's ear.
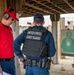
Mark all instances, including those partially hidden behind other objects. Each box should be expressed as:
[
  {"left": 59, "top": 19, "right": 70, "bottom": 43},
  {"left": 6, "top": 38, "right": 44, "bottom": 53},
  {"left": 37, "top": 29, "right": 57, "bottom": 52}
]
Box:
[
  {"left": 33, "top": 22, "right": 35, "bottom": 25},
  {"left": 42, "top": 21, "right": 45, "bottom": 25},
  {"left": 3, "top": 13, "right": 10, "bottom": 20}
]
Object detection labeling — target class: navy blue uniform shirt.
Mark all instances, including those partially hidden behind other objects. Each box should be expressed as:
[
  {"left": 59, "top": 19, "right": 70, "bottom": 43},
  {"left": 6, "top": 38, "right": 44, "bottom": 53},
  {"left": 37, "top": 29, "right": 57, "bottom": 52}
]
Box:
[{"left": 14, "top": 26, "right": 56, "bottom": 60}]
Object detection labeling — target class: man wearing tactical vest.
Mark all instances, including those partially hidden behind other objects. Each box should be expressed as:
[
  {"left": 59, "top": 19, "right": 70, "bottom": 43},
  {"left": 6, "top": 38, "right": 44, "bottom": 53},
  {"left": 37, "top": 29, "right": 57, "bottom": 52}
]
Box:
[{"left": 14, "top": 14, "right": 56, "bottom": 75}]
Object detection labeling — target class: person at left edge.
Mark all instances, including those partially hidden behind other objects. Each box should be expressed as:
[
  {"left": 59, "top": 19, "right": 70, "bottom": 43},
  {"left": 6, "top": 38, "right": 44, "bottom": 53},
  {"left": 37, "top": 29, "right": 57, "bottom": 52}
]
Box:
[{"left": 0, "top": 8, "right": 19, "bottom": 75}]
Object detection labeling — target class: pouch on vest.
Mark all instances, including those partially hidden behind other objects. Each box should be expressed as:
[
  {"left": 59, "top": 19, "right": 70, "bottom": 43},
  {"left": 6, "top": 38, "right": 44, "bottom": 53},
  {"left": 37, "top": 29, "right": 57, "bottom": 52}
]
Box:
[{"left": 22, "top": 27, "right": 48, "bottom": 58}]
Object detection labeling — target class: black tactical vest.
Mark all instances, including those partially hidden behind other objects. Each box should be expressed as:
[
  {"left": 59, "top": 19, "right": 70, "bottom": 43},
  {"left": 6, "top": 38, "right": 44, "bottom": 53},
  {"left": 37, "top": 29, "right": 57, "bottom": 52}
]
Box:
[{"left": 22, "top": 27, "right": 48, "bottom": 58}]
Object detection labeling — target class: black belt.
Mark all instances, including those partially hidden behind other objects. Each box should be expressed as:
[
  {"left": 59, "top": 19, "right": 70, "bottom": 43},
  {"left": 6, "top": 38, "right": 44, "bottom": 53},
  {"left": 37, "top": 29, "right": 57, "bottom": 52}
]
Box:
[
  {"left": 24, "top": 58, "right": 52, "bottom": 69},
  {"left": 0, "top": 58, "right": 13, "bottom": 61}
]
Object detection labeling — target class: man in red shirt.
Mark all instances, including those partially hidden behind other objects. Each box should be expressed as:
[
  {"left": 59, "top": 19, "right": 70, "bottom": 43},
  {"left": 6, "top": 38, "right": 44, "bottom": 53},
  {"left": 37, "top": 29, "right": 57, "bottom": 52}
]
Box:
[{"left": 0, "top": 8, "right": 18, "bottom": 75}]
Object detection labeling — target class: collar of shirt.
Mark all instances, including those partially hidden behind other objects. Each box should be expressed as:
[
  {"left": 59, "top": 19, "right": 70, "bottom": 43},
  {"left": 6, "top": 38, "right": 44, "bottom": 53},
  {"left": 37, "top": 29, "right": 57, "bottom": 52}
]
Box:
[{"left": 33, "top": 26, "right": 43, "bottom": 29}]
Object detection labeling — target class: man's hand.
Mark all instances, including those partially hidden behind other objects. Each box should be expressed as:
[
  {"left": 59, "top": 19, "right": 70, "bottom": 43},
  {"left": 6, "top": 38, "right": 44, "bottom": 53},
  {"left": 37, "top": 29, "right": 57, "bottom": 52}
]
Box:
[
  {"left": 18, "top": 55, "right": 27, "bottom": 64},
  {"left": 0, "top": 66, "right": 2, "bottom": 73}
]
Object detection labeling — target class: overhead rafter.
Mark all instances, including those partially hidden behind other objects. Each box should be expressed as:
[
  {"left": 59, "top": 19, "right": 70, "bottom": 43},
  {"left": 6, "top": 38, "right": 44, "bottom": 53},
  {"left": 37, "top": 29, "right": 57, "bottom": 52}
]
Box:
[
  {"left": 7, "top": 0, "right": 74, "bottom": 17},
  {"left": 46, "top": 0, "right": 68, "bottom": 13},
  {"left": 24, "top": 7, "right": 44, "bottom": 14},
  {"left": 32, "top": 0, "right": 61, "bottom": 14},
  {"left": 63, "top": 0, "right": 74, "bottom": 11},
  {"left": 23, "top": 11, "right": 35, "bottom": 15},
  {"left": 25, "top": 2, "right": 52, "bottom": 14},
  {"left": 20, "top": 14, "right": 32, "bottom": 17}
]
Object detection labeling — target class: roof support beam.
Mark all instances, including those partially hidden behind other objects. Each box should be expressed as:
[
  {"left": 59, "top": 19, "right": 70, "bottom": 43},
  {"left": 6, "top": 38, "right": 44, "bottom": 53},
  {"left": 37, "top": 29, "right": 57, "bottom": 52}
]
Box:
[
  {"left": 25, "top": 2, "right": 51, "bottom": 14},
  {"left": 63, "top": 0, "right": 74, "bottom": 11},
  {"left": 32, "top": 0, "right": 61, "bottom": 14},
  {"left": 24, "top": 8, "right": 42, "bottom": 14},
  {"left": 23, "top": 11, "right": 34, "bottom": 15},
  {"left": 46, "top": 0, "right": 68, "bottom": 13},
  {"left": 21, "top": 7, "right": 49, "bottom": 17}
]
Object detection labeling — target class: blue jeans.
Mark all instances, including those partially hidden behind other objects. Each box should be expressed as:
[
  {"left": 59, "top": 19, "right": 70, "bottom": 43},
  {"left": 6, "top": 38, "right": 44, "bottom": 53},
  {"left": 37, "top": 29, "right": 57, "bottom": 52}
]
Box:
[
  {"left": 25, "top": 66, "right": 49, "bottom": 75},
  {"left": 0, "top": 58, "right": 15, "bottom": 75}
]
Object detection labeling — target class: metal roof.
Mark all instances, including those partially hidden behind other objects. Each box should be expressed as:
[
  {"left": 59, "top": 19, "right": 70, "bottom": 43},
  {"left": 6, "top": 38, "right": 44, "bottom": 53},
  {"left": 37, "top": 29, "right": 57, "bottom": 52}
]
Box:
[{"left": 7, "top": 0, "right": 74, "bottom": 17}]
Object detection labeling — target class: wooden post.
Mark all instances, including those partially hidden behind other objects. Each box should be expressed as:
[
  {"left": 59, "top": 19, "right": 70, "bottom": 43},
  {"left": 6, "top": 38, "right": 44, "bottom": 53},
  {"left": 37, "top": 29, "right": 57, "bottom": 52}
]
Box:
[
  {"left": 0, "top": 0, "right": 7, "bottom": 20},
  {"left": 50, "top": 14, "right": 60, "bottom": 64}
]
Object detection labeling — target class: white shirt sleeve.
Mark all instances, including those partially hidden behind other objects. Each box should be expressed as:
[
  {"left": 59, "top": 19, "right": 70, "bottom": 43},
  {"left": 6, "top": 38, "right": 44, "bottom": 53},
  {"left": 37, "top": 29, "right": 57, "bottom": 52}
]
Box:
[{"left": 2, "top": 71, "right": 11, "bottom": 75}]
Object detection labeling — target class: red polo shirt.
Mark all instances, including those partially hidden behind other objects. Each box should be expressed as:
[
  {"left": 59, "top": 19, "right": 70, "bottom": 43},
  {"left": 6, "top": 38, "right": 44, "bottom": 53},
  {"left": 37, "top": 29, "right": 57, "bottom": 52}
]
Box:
[{"left": 0, "top": 22, "right": 14, "bottom": 58}]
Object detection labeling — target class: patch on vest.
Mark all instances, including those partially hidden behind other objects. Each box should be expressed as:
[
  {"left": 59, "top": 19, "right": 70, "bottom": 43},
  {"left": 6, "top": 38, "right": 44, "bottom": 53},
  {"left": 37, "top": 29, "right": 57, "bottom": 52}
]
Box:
[{"left": 26, "top": 30, "right": 42, "bottom": 40}]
